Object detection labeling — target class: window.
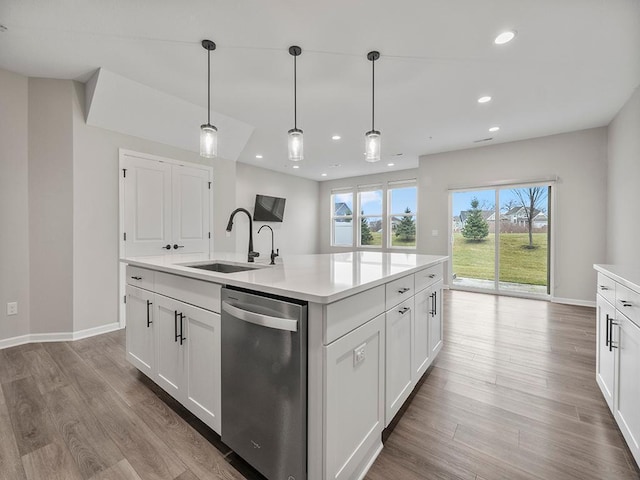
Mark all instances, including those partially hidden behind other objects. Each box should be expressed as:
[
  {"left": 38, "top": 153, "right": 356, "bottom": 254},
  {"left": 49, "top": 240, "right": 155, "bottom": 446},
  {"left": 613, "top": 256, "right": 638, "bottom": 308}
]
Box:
[
  {"left": 331, "top": 191, "right": 353, "bottom": 246},
  {"left": 330, "top": 179, "right": 417, "bottom": 250},
  {"left": 389, "top": 183, "right": 417, "bottom": 248},
  {"left": 358, "top": 186, "right": 383, "bottom": 247}
]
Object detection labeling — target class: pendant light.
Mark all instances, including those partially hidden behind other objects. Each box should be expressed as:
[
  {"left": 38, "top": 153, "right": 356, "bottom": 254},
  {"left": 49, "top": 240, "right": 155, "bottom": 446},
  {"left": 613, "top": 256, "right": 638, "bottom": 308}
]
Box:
[
  {"left": 200, "top": 39, "right": 218, "bottom": 158},
  {"left": 365, "top": 50, "right": 381, "bottom": 162},
  {"left": 288, "top": 45, "right": 303, "bottom": 162}
]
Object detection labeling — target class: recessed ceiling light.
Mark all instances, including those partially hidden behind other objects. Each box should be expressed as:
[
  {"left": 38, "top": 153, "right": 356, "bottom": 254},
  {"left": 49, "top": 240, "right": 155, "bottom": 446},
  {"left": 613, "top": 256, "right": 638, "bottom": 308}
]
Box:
[
  {"left": 494, "top": 30, "right": 516, "bottom": 45},
  {"left": 478, "top": 96, "right": 492, "bottom": 104},
  {"left": 255, "top": 154, "right": 263, "bottom": 159},
  {"left": 321, "top": 173, "right": 327, "bottom": 177},
  {"left": 292, "top": 165, "right": 300, "bottom": 169},
  {"left": 387, "top": 163, "right": 395, "bottom": 167},
  {"left": 331, "top": 135, "right": 341, "bottom": 140},
  {"left": 489, "top": 126, "right": 500, "bottom": 132}
]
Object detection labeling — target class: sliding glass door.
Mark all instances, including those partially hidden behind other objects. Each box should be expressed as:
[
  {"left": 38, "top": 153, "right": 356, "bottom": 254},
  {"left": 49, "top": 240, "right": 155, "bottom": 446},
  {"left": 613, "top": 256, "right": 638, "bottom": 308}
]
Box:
[{"left": 451, "top": 184, "right": 551, "bottom": 297}]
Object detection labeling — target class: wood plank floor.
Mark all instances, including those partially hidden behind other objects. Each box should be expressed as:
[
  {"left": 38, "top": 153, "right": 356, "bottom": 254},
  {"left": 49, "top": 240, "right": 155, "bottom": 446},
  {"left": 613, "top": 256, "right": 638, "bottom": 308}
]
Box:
[{"left": 0, "top": 290, "right": 638, "bottom": 480}]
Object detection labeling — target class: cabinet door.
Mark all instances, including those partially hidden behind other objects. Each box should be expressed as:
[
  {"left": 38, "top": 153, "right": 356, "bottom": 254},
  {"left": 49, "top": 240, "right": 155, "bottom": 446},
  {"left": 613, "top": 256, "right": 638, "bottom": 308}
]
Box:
[
  {"left": 325, "top": 313, "right": 385, "bottom": 480},
  {"left": 171, "top": 165, "right": 210, "bottom": 254},
  {"left": 182, "top": 302, "right": 221, "bottom": 433},
  {"left": 125, "top": 285, "right": 155, "bottom": 377},
  {"left": 385, "top": 297, "right": 414, "bottom": 425},
  {"left": 413, "top": 288, "right": 430, "bottom": 381},
  {"left": 123, "top": 155, "right": 172, "bottom": 257},
  {"left": 429, "top": 280, "right": 444, "bottom": 356},
  {"left": 155, "top": 295, "right": 187, "bottom": 400},
  {"left": 596, "top": 296, "right": 615, "bottom": 410},
  {"left": 615, "top": 315, "right": 640, "bottom": 462}
]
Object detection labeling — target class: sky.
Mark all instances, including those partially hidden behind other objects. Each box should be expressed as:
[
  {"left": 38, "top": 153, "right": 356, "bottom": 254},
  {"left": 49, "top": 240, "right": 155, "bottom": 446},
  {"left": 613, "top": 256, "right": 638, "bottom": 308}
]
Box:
[{"left": 451, "top": 187, "right": 549, "bottom": 217}]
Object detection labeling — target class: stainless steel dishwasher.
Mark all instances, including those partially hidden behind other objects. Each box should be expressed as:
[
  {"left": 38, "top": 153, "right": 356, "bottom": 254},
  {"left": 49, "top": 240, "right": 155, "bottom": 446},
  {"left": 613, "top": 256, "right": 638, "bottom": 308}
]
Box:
[{"left": 221, "top": 287, "right": 307, "bottom": 480}]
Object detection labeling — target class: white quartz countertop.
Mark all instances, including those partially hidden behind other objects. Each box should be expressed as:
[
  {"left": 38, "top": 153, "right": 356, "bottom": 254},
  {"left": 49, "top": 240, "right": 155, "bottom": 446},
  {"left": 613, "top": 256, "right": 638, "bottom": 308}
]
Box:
[
  {"left": 122, "top": 252, "right": 448, "bottom": 304},
  {"left": 594, "top": 264, "right": 640, "bottom": 293}
]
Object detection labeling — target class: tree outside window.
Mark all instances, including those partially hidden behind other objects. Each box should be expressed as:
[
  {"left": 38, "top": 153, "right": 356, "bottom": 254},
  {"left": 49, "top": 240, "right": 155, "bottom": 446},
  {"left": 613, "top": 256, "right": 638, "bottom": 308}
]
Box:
[{"left": 389, "top": 185, "right": 417, "bottom": 247}]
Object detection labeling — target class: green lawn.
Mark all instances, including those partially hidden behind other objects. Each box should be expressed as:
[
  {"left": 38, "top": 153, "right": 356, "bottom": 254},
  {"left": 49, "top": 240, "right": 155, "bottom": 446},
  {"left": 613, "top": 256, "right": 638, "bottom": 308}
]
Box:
[
  {"left": 452, "top": 232, "right": 548, "bottom": 286},
  {"left": 363, "top": 231, "right": 416, "bottom": 247}
]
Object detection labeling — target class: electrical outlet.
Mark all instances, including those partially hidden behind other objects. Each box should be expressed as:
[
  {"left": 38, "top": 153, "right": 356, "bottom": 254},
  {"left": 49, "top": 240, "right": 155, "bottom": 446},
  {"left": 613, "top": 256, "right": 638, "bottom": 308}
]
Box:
[
  {"left": 7, "top": 302, "right": 17, "bottom": 316},
  {"left": 353, "top": 343, "right": 366, "bottom": 366}
]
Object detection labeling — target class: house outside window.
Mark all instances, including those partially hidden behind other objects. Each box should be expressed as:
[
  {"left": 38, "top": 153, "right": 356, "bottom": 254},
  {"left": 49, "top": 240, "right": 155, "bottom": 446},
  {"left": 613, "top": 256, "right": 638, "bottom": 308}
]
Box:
[{"left": 331, "top": 190, "right": 353, "bottom": 246}]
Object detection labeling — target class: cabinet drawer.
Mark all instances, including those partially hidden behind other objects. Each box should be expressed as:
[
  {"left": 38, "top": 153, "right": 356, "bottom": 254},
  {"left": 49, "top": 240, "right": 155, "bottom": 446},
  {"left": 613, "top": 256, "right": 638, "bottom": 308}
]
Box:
[
  {"left": 415, "top": 264, "right": 443, "bottom": 292},
  {"left": 325, "top": 285, "right": 385, "bottom": 345},
  {"left": 386, "top": 274, "right": 415, "bottom": 310},
  {"left": 155, "top": 271, "right": 221, "bottom": 313},
  {"left": 597, "top": 273, "right": 616, "bottom": 306},
  {"left": 126, "top": 266, "right": 155, "bottom": 291},
  {"left": 616, "top": 283, "right": 640, "bottom": 327}
]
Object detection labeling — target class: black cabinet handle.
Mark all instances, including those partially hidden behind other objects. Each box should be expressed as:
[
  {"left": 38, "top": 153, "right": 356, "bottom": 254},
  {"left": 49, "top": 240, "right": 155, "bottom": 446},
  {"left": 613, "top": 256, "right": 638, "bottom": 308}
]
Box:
[
  {"left": 130, "top": 276, "right": 142, "bottom": 280},
  {"left": 609, "top": 318, "right": 618, "bottom": 352},
  {"left": 428, "top": 274, "right": 436, "bottom": 279},
  {"left": 163, "top": 244, "right": 171, "bottom": 250},
  {"left": 619, "top": 300, "right": 632, "bottom": 307},
  {"left": 398, "top": 287, "right": 410, "bottom": 294},
  {"left": 173, "top": 244, "right": 185, "bottom": 249},
  {"left": 430, "top": 292, "right": 437, "bottom": 317},
  {"left": 605, "top": 313, "right": 610, "bottom": 348},
  {"left": 599, "top": 285, "right": 609, "bottom": 291},
  {"left": 434, "top": 291, "right": 437, "bottom": 316},
  {"left": 179, "top": 313, "right": 186, "bottom": 345},
  {"left": 174, "top": 310, "right": 180, "bottom": 342},
  {"left": 146, "top": 300, "right": 153, "bottom": 327},
  {"left": 398, "top": 306, "right": 410, "bottom": 315}
]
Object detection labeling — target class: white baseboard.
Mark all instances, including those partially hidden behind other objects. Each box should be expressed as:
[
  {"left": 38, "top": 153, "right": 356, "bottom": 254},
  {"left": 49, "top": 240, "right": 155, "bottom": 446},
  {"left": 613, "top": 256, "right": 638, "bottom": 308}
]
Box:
[
  {"left": 0, "top": 322, "right": 123, "bottom": 351},
  {"left": 551, "top": 297, "right": 596, "bottom": 308}
]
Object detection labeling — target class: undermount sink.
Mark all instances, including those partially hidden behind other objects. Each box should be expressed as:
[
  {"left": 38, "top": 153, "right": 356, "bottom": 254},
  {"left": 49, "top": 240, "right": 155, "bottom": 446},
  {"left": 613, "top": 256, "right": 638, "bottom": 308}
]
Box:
[{"left": 184, "top": 262, "right": 262, "bottom": 274}]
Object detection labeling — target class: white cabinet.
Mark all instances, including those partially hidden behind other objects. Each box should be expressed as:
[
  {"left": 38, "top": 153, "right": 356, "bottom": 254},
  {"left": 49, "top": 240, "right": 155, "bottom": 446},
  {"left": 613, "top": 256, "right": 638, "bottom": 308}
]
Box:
[
  {"left": 615, "top": 315, "right": 640, "bottom": 461},
  {"left": 125, "top": 285, "right": 155, "bottom": 377},
  {"left": 413, "top": 287, "right": 431, "bottom": 380},
  {"left": 126, "top": 266, "right": 221, "bottom": 433},
  {"left": 594, "top": 267, "right": 640, "bottom": 468},
  {"left": 324, "top": 313, "right": 385, "bottom": 480},
  {"left": 385, "top": 297, "right": 414, "bottom": 425},
  {"left": 596, "top": 294, "right": 616, "bottom": 410},
  {"left": 429, "top": 279, "right": 444, "bottom": 357},
  {"left": 155, "top": 295, "right": 187, "bottom": 399}
]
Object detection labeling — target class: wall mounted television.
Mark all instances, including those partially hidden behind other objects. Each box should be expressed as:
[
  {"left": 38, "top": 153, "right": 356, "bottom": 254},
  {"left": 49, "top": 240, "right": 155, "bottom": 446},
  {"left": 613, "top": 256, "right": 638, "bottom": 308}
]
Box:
[{"left": 253, "top": 194, "right": 286, "bottom": 222}]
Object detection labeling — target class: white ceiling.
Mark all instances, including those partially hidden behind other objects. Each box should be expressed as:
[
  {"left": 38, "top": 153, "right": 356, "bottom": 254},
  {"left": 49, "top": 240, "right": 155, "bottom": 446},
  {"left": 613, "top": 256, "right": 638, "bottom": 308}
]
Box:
[{"left": 1, "top": 0, "right": 639, "bottom": 181}]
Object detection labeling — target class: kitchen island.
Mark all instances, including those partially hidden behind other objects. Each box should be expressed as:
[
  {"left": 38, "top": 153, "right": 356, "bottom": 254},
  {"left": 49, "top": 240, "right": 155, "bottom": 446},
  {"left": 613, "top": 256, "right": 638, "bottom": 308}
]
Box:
[{"left": 122, "top": 252, "right": 447, "bottom": 480}]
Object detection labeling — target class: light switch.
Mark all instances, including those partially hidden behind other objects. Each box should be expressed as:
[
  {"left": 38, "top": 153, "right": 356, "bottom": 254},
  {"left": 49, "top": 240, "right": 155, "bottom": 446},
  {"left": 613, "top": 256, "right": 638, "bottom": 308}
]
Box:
[
  {"left": 354, "top": 343, "right": 366, "bottom": 366},
  {"left": 432, "top": 229, "right": 439, "bottom": 236}
]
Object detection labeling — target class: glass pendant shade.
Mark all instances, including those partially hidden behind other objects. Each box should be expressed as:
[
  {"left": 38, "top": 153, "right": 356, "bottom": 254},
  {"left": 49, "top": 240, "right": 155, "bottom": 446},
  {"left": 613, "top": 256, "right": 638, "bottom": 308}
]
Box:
[
  {"left": 288, "top": 128, "right": 304, "bottom": 161},
  {"left": 200, "top": 123, "right": 218, "bottom": 158},
  {"left": 365, "top": 130, "right": 381, "bottom": 162}
]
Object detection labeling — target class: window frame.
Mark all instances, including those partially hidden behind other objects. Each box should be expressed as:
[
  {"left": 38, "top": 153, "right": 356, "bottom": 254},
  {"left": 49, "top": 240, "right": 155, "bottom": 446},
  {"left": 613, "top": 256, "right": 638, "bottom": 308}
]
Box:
[
  {"left": 330, "top": 190, "right": 354, "bottom": 247},
  {"left": 357, "top": 185, "right": 384, "bottom": 248},
  {"left": 388, "top": 182, "right": 418, "bottom": 249}
]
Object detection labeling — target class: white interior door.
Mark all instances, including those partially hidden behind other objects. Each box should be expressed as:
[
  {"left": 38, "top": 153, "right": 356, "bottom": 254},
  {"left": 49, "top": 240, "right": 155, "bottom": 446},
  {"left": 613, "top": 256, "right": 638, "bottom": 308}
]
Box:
[
  {"left": 123, "top": 155, "right": 172, "bottom": 256},
  {"left": 171, "top": 164, "right": 210, "bottom": 254}
]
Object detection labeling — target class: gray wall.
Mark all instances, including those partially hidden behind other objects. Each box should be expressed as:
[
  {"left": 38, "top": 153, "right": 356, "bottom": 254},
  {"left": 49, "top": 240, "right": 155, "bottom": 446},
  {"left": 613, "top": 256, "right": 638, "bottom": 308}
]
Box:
[
  {"left": 235, "top": 163, "right": 321, "bottom": 257},
  {"left": 606, "top": 86, "right": 640, "bottom": 266},
  {"left": 418, "top": 128, "right": 608, "bottom": 304},
  {"left": 0, "top": 69, "right": 30, "bottom": 342},
  {"left": 28, "top": 79, "right": 75, "bottom": 335}
]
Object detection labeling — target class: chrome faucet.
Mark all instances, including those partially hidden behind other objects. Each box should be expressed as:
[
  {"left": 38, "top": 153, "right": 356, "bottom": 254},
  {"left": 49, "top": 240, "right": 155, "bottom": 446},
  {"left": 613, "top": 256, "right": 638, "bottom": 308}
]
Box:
[
  {"left": 226, "top": 208, "right": 260, "bottom": 263},
  {"left": 258, "top": 225, "right": 279, "bottom": 265}
]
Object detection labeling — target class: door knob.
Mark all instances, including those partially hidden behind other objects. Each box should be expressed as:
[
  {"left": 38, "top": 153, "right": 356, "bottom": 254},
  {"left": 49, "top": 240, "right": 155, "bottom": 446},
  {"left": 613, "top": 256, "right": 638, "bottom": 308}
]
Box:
[
  {"left": 173, "top": 244, "right": 185, "bottom": 249},
  {"left": 163, "top": 244, "right": 171, "bottom": 250}
]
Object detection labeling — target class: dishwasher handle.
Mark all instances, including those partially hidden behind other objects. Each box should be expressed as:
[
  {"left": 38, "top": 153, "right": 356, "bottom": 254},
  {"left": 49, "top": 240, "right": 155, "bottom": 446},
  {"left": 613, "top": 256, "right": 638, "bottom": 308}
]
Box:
[{"left": 222, "top": 301, "right": 298, "bottom": 332}]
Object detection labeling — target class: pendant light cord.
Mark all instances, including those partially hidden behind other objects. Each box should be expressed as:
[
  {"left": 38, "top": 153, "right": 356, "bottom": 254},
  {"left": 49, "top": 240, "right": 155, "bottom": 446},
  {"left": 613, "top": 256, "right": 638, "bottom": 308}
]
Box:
[
  {"left": 207, "top": 48, "right": 211, "bottom": 125},
  {"left": 371, "top": 57, "right": 375, "bottom": 131},
  {"left": 294, "top": 53, "right": 297, "bottom": 129}
]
